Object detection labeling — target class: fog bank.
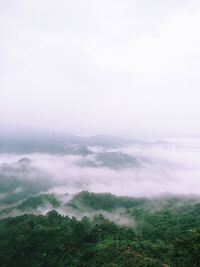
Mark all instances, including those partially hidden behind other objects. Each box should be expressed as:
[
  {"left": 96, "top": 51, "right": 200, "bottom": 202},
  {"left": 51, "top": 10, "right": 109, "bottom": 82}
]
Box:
[{"left": 1, "top": 139, "right": 200, "bottom": 196}]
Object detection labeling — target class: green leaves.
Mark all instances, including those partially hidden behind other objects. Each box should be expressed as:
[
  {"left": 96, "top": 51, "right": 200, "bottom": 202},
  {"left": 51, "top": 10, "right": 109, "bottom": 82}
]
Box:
[{"left": 1, "top": 192, "right": 200, "bottom": 266}]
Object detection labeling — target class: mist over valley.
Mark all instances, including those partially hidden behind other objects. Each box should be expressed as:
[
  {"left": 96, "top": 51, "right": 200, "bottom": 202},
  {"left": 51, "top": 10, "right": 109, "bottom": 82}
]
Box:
[{"left": 1, "top": 128, "right": 200, "bottom": 201}]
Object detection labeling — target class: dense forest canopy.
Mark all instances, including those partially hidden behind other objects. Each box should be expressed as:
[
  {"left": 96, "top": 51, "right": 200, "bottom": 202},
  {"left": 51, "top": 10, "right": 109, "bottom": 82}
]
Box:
[{"left": 1, "top": 191, "right": 200, "bottom": 266}]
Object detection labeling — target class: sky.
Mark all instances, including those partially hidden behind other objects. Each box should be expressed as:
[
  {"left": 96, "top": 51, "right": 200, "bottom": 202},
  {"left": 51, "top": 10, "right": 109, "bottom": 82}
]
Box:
[{"left": 1, "top": 0, "right": 200, "bottom": 138}]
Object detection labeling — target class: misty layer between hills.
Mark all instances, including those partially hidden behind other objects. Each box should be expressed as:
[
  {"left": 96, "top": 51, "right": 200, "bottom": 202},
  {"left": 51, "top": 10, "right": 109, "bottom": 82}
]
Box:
[{"left": 1, "top": 136, "right": 200, "bottom": 198}]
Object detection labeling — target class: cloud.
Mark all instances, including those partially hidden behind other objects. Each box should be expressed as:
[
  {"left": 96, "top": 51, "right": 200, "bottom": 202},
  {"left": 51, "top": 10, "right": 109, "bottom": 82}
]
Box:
[{"left": 1, "top": 139, "right": 200, "bottom": 197}]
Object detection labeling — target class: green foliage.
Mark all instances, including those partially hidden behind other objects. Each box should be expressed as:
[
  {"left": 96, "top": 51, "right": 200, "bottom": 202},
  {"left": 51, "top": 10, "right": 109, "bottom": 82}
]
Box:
[
  {"left": 67, "top": 191, "right": 147, "bottom": 211},
  {"left": 0, "top": 212, "right": 163, "bottom": 267},
  {"left": 18, "top": 194, "right": 61, "bottom": 210},
  {"left": 1, "top": 191, "right": 200, "bottom": 266},
  {"left": 171, "top": 229, "right": 200, "bottom": 267}
]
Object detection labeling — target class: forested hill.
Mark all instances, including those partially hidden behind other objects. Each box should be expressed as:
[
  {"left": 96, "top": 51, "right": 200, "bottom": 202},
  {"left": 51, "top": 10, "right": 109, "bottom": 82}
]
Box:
[
  {"left": 1, "top": 191, "right": 200, "bottom": 266},
  {"left": 0, "top": 211, "right": 200, "bottom": 267}
]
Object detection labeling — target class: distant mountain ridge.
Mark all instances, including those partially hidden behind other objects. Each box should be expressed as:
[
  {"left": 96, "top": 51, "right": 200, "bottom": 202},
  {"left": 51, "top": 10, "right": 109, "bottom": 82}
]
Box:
[{"left": 0, "top": 123, "right": 150, "bottom": 154}]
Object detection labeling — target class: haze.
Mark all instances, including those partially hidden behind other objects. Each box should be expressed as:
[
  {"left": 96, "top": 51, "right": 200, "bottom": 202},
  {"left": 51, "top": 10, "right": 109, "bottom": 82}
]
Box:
[
  {"left": 1, "top": 0, "right": 200, "bottom": 137},
  {"left": 1, "top": 138, "right": 200, "bottom": 196}
]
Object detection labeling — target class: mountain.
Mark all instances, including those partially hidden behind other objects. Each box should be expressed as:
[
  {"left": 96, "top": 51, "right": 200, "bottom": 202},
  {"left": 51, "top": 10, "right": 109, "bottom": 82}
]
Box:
[{"left": 0, "top": 123, "right": 149, "bottom": 154}]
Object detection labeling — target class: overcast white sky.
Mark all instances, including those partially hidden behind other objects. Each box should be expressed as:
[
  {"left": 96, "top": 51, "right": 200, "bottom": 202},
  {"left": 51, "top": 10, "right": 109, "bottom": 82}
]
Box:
[{"left": 1, "top": 0, "right": 200, "bottom": 137}]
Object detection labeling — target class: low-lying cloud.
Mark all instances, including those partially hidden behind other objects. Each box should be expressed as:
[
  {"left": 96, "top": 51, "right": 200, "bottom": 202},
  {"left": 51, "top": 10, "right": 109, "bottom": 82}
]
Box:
[{"left": 1, "top": 138, "right": 200, "bottom": 197}]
